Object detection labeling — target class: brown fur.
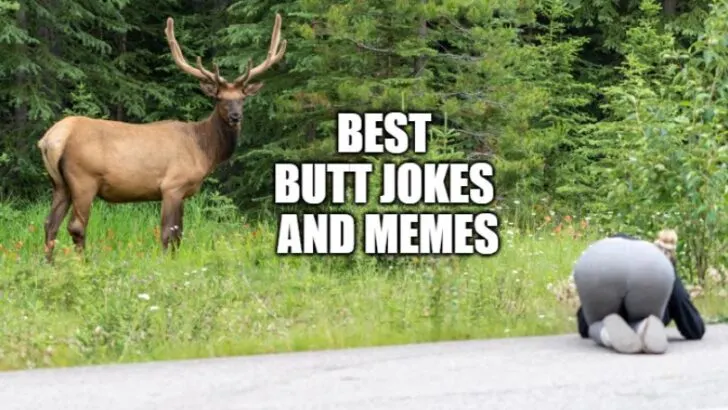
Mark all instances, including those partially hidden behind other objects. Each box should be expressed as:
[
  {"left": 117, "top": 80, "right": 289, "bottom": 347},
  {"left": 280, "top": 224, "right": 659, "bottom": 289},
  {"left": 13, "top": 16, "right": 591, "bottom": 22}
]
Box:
[{"left": 38, "top": 14, "right": 287, "bottom": 262}]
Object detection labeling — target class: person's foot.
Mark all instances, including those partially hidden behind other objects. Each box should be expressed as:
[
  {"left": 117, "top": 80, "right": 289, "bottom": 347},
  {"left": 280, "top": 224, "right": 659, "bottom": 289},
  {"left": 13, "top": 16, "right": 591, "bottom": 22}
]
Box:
[
  {"left": 601, "top": 313, "right": 643, "bottom": 354},
  {"left": 636, "top": 315, "right": 668, "bottom": 354}
]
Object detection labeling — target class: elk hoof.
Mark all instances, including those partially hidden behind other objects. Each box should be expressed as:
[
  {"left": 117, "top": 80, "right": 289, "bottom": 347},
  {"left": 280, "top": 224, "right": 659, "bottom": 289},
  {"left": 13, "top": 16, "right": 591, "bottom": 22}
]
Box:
[{"left": 44, "top": 240, "right": 56, "bottom": 253}]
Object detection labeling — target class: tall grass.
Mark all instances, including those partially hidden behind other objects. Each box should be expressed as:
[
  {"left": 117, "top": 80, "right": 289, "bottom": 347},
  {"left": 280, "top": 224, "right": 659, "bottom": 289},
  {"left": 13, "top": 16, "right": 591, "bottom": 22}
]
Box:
[{"left": 0, "top": 194, "right": 725, "bottom": 371}]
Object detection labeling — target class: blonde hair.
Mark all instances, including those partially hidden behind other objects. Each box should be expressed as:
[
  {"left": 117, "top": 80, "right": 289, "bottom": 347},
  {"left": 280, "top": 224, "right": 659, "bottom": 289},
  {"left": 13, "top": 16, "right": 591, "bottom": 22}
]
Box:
[{"left": 654, "top": 228, "right": 678, "bottom": 265}]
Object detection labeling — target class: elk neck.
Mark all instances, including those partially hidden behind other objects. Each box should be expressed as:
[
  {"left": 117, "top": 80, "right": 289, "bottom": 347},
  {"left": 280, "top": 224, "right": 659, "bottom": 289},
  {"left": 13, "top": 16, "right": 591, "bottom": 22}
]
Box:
[{"left": 192, "top": 108, "right": 240, "bottom": 170}]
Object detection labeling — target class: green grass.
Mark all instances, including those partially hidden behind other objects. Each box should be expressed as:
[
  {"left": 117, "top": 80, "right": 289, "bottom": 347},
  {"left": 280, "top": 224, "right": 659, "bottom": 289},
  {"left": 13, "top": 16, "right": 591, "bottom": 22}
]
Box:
[{"left": 0, "top": 196, "right": 726, "bottom": 371}]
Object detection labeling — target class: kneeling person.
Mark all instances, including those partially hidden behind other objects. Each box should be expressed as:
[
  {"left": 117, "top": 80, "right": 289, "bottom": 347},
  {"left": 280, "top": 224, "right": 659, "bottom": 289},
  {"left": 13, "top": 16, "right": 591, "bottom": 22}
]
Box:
[{"left": 573, "top": 229, "right": 705, "bottom": 354}]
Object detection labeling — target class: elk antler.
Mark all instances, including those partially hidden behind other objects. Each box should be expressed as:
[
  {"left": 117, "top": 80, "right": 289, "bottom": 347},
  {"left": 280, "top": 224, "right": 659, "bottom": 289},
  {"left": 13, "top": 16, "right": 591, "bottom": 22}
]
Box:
[
  {"left": 165, "top": 17, "right": 229, "bottom": 84},
  {"left": 232, "top": 13, "right": 288, "bottom": 88}
]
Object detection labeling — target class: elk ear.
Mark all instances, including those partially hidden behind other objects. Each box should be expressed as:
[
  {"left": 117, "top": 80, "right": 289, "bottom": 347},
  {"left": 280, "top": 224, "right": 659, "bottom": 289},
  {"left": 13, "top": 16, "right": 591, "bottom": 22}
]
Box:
[
  {"left": 199, "top": 81, "right": 219, "bottom": 98},
  {"left": 243, "top": 82, "right": 264, "bottom": 96}
]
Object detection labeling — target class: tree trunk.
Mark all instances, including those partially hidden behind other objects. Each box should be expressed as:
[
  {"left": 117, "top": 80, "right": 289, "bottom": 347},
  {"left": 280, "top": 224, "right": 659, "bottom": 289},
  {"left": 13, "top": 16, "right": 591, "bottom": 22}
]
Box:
[
  {"left": 116, "top": 33, "right": 127, "bottom": 121},
  {"left": 413, "top": 0, "right": 428, "bottom": 77},
  {"left": 14, "top": 5, "right": 28, "bottom": 142},
  {"left": 663, "top": 0, "right": 678, "bottom": 15}
]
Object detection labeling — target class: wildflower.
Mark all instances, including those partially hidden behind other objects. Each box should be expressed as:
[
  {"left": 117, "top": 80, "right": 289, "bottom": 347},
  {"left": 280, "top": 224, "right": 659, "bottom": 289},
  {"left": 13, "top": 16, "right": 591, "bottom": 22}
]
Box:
[
  {"left": 687, "top": 285, "right": 703, "bottom": 299},
  {"left": 137, "top": 293, "right": 150, "bottom": 301},
  {"left": 150, "top": 305, "right": 159, "bottom": 312},
  {"left": 707, "top": 267, "right": 724, "bottom": 285}
]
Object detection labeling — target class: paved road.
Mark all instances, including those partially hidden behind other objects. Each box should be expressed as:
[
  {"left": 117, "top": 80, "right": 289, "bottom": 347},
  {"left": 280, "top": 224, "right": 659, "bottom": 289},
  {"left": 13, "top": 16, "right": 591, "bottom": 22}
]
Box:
[{"left": 2, "top": 325, "right": 728, "bottom": 410}]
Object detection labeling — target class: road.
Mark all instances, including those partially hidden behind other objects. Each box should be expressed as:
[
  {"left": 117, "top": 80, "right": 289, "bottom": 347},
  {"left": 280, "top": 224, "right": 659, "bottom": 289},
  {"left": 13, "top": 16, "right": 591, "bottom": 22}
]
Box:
[{"left": 2, "top": 325, "right": 728, "bottom": 410}]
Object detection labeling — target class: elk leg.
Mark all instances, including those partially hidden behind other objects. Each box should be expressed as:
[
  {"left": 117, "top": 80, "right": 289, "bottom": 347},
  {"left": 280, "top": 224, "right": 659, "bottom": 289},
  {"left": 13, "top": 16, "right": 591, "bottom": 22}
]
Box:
[
  {"left": 44, "top": 186, "right": 71, "bottom": 262},
  {"left": 177, "top": 202, "right": 185, "bottom": 242},
  {"left": 67, "top": 186, "right": 96, "bottom": 252},
  {"left": 160, "top": 193, "right": 184, "bottom": 251}
]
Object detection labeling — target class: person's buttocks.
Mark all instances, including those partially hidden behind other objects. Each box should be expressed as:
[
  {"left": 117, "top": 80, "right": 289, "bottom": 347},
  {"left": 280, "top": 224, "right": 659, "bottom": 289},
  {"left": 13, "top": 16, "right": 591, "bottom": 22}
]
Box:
[
  {"left": 573, "top": 234, "right": 677, "bottom": 354},
  {"left": 574, "top": 238, "right": 675, "bottom": 313}
]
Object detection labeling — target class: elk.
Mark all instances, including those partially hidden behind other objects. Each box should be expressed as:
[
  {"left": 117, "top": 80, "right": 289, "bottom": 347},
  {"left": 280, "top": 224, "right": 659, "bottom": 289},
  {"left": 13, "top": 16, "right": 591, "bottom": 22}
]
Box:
[{"left": 37, "top": 13, "right": 287, "bottom": 262}]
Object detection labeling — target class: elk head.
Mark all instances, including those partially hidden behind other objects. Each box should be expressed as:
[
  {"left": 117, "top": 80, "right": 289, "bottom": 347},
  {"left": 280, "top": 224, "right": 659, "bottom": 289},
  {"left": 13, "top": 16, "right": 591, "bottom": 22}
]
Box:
[{"left": 164, "top": 14, "right": 288, "bottom": 127}]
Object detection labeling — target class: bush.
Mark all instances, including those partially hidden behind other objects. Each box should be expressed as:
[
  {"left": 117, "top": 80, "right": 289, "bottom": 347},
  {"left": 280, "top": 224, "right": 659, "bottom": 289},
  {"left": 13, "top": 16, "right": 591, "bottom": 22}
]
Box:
[{"left": 590, "top": 0, "right": 728, "bottom": 282}]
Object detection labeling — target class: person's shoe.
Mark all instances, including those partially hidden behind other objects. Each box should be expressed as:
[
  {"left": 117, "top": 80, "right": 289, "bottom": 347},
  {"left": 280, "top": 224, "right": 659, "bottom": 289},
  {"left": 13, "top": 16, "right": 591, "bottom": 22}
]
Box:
[
  {"left": 601, "top": 313, "right": 643, "bottom": 354},
  {"left": 636, "top": 315, "right": 668, "bottom": 354}
]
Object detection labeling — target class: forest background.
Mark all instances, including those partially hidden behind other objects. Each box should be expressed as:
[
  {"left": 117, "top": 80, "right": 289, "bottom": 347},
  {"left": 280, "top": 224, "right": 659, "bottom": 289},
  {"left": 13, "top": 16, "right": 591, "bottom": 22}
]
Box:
[{"left": 1, "top": 0, "right": 728, "bottom": 370}]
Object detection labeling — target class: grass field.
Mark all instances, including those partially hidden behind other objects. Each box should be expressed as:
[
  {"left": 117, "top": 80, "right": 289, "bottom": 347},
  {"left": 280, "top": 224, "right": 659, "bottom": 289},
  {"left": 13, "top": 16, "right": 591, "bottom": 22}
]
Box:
[{"left": 1, "top": 195, "right": 727, "bottom": 371}]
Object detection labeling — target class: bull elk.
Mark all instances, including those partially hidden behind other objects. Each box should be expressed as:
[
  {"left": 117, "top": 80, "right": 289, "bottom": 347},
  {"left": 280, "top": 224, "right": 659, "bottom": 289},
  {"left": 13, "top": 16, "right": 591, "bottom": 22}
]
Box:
[{"left": 37, "top": 13, "right": 287, "bottom": 262}]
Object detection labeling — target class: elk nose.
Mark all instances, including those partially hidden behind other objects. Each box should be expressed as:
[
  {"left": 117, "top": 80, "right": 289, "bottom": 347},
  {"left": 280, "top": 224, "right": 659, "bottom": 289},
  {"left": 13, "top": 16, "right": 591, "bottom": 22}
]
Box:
[{"left": 229, "top": 112, "right": 241, "bottom": 122}]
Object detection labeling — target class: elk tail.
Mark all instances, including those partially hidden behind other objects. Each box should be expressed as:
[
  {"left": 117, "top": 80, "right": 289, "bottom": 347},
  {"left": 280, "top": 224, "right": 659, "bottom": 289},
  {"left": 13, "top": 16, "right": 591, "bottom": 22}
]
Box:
[{"left": 37, "top": 118, "right": 73, "bottom": 191}]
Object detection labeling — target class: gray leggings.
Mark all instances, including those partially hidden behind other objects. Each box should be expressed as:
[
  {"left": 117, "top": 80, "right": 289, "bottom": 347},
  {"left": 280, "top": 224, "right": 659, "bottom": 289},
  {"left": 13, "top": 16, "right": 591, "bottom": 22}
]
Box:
[{"left": 573, "top": 237, "right": 675, "bottom": 327}]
